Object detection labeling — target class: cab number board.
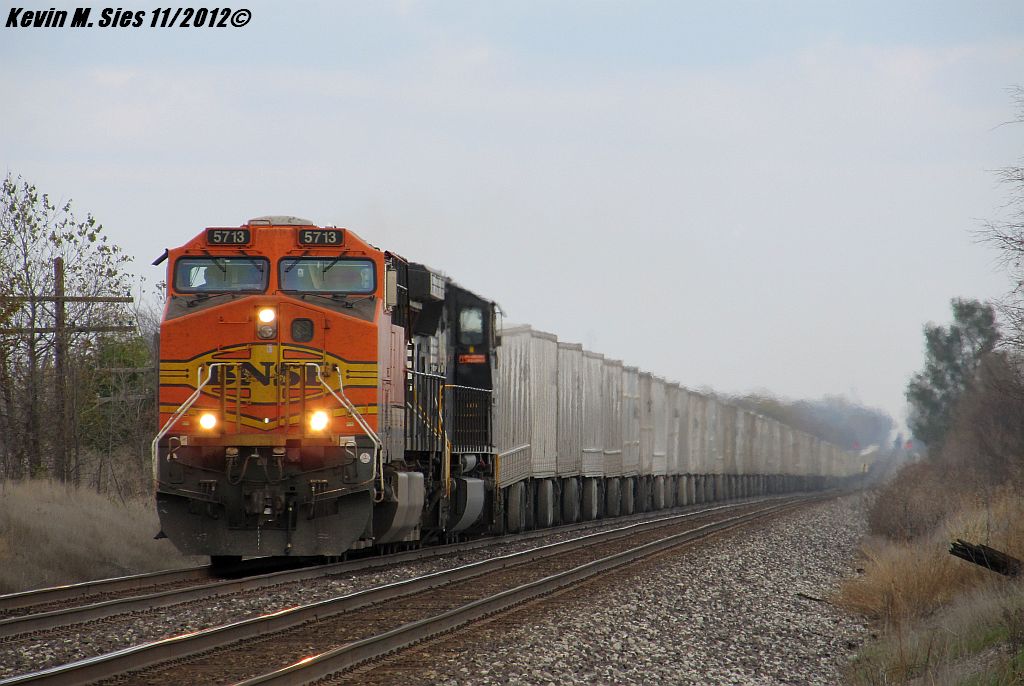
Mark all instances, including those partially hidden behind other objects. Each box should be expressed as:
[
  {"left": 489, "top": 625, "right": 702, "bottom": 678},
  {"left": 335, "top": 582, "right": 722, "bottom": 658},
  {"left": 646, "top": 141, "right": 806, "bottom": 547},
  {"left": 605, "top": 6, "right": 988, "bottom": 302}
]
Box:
[
  {"left": 298, "top": 229, "right": 344, "bottom": 246},
  {"left": 206, "top": 229, "right": 251, "bottom": 245}
]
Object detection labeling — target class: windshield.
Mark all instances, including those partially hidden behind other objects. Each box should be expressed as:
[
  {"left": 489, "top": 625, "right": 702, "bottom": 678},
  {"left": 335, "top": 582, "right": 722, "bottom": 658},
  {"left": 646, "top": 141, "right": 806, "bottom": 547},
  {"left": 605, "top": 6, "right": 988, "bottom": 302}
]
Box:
[
  {"left": 459, "top": 307, "right": 484, "bottom": 345},
  {"left": 279, "top": 258, "right": 376, "bottom": 294},
  {"left": 174, "top": 257, "right": 268, "bottom": 293}
]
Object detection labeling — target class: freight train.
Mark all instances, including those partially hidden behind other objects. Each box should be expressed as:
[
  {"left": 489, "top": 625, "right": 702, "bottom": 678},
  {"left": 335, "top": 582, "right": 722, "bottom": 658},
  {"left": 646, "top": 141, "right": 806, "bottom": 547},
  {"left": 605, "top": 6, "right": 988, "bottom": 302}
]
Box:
[{"left": 152, "top": 217, "right": 858, "bottom": 564}]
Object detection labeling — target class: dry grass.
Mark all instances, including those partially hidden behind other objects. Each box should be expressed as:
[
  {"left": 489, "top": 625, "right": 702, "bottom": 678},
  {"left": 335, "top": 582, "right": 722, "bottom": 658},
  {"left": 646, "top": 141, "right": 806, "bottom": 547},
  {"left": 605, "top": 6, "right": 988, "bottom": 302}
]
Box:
[
  {"left": 842, "top": 486, "right": 1024, "bottom": 684},
  {"left": 841, "top": 532, "right": 989, "bottom": 625},
  {"left": 843, "top": 490, "right": 1024, "bottom": 622},
  {"left": 0, "top": 479, "right": 201, "bottom": 594},
  {"left": 845, "top": 581, "right": 1024, "bottom": 685}
]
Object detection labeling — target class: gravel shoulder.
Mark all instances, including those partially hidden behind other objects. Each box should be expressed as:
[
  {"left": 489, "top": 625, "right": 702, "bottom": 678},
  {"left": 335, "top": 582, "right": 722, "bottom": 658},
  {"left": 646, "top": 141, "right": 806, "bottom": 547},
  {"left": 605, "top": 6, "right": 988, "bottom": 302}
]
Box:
[{"left": 333, "top": 494, "right": 869, "bottom": 686}]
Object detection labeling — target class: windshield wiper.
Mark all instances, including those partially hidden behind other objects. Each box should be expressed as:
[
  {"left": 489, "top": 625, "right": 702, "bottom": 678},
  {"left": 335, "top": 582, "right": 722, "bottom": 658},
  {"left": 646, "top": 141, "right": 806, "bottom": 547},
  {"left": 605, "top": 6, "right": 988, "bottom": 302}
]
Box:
[
  {"left": 238, "top": 250, "right": 264, "bottom": 273},
  {"left": 323, "top": 253, "right": 343, "bottom": 273},
  {"left": 320, "top": 292, "right": 374, "bottom": 302},
  {"left": 183, "top": 292, "right": 229, "bottom": 307},
  {"left": 281, "top": 291, "right": 374, "bottom": 308},
  {"left": 284, "top": 251, "right": 310, "bottom": 274},
  {"left": 200, "top": 249, "right": 227, "bottom": 274},
  {"left": 184, "top": 291, "right": 244, "bottom": 307}
]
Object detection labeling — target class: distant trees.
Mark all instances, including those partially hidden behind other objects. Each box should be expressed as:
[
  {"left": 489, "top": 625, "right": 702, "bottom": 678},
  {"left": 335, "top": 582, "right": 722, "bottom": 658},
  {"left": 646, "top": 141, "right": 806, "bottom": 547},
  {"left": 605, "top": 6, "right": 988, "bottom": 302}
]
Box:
[
  {"left": 729, "top": 394, "right": 893, "bottom": 451},
  {"left": 900, "top": 89, "right": 1024, "bottom": 469},
  {"left": 940, "top": 353, "right": 1024, "bottom": 481},
  {"left": 909, "top": 87, "right": 1024, "bottom": 480},
  {"left": 0, "top": 173, "right": 149, "bottom": 485},
  {"left": 904, "top": 299, "right": 999, "bottom": 450}
]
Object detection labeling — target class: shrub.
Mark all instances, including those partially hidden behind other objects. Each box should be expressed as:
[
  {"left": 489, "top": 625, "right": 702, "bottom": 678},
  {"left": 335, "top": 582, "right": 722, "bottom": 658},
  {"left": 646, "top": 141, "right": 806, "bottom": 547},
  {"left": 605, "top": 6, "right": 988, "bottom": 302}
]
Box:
[
  {"left": 869, "top": 461, "right": 964, "bottom": 541},
  {"left": 846, "top": 489, "right": 1024, "bottom": 624},
  {"left": 842, "top": 490, "right": 1024, "bottom": 683}
]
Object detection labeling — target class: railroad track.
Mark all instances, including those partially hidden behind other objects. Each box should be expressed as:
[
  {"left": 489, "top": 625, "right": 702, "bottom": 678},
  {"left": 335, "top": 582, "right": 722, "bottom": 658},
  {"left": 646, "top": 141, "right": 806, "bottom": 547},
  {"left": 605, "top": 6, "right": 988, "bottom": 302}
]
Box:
[
  {"left": 1, "top": 494, "right": 822, "bottom": 686},
  {"left": 0, "top": 497, "right": 770, "bottom": 639},
  {"left": 0, "top": 555, "right": 333, "bottom": 623},
  {"left": 0, "top": 566, "right": 212, "bottom": 621}
]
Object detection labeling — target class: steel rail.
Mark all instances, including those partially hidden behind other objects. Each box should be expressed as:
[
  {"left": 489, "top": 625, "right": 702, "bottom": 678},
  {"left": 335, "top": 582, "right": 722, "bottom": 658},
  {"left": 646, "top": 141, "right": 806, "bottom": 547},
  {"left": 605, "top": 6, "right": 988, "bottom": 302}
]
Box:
[
  {"left": 0, "top": 497, "right": 761, "bottom": 636},
  {"left": 239, "top": 498, "right": 815, "bottom": 685},
  {"left": 0, "top": 567, "right": 210, "bottom": 615},
  {"left": 0, "top": 496, "right": 814, "bottom": 686}
]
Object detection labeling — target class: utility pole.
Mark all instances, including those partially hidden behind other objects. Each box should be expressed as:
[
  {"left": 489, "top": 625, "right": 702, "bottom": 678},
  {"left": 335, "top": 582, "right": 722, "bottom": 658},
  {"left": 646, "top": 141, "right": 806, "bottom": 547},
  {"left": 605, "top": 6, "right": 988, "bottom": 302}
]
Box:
[
  {"left": 54, "top": 258, "right": 66, "bottom": 481},
  {"left": 0, "top": 258, "right": 134, "bottom": 481}
]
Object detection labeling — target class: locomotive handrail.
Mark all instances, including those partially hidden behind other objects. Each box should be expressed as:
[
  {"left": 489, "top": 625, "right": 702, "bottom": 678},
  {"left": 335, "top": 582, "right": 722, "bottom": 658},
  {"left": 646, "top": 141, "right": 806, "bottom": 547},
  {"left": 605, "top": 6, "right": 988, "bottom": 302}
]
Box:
[
  {"left": 408, "top": 370, "right": 446, "bottom": 380},
  {"left": 437, "top": 386, "right": 452, "bottom": 498},
  {"left": 151, "top": 362, "right": 228, "bottom": 481},
  {"left": 441, "top": 383, "right": 495, "bottom": 392},
  {"left": 309, "top": 363, "right": 384, "bottom": 499},
  {"left": 406, "top": 370, "right": 444, "bottom": 453},
  {"left": 436, "top": 383, "right": 493, "bottom": 498}
]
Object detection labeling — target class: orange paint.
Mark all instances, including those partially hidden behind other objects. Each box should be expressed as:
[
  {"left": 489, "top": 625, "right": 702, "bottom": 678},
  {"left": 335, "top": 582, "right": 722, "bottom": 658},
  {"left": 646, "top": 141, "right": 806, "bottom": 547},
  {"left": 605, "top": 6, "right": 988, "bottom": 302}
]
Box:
[{"left": 158, "top": 221, "right": 386, "bottom": 442}]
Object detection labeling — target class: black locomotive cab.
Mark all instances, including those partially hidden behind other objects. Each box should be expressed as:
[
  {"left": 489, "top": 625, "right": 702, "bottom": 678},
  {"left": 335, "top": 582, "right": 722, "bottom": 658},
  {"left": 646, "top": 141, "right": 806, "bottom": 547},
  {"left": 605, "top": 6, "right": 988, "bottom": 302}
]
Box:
[
  {"left": 448, "top": 285, "right": 495, "bottom": 392},
  {"left": 400, "top": 265, "right": 497, "bottom": 539}
]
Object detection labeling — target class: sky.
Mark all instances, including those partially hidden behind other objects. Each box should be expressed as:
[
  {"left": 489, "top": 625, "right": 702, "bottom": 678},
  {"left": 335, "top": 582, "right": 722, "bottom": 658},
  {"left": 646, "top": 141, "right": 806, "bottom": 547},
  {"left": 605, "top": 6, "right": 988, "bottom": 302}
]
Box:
[{"left": 2, "top": 1, "right": 1023, "bottom": 430}]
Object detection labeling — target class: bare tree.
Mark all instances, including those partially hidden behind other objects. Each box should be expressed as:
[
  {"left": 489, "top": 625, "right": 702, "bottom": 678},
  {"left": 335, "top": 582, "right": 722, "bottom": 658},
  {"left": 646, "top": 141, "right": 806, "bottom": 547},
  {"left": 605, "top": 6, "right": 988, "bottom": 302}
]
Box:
[
  {"left": 0, "top": 173, "right": 135, "bottom": 480},
  {"left": 984, "top": 87, "right": 1024, "bottom": 348}
]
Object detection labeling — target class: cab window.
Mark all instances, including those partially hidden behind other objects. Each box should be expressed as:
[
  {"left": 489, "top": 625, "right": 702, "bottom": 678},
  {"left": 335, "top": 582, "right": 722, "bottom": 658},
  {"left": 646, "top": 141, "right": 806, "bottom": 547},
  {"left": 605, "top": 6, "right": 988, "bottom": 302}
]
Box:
[
  {"left": 174, "top": 257, "right": 268, "bottom": 293},
  {"left": 459, "top": 307, "right": 484, "bottom": 345},
  {"left": 279, "top": 258, "right": 376, "bottom": 294}
]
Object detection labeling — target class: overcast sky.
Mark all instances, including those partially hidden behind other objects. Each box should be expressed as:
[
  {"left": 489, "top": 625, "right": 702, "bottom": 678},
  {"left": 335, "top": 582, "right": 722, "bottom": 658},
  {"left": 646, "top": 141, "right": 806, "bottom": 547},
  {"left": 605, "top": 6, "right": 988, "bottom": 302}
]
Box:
[{"left": 2, "top": 1, "right": 1023, "bottom": 430}]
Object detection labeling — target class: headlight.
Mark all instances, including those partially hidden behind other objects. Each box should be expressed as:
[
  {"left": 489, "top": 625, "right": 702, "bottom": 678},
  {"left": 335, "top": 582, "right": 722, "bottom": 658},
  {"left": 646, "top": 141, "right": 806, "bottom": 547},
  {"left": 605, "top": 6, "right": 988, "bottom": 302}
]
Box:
[
  {"left": 256, "top": 307, "right": 277, "bottom": 339},
  {"left": 309, "top": 410, "right": 329, "bottom": 432},
  {"left": 198, "top": 412, "right": 217, "bottom": 430}
]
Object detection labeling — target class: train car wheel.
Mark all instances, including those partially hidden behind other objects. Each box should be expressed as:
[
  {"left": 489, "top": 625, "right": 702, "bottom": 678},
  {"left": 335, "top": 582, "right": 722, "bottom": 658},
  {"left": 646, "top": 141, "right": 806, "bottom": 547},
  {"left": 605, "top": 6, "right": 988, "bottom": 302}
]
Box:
[
  {"left": 653, "top": 476, "right": 666, "bottom": 510},
  {"left": 535, "top": 479, "right": 555, "bottom": 528},
  {"left": 581, "top": 478, "right": 599, "bottom": 521},
  {"left": 561, "top": 477, "right": 580, "bottom": 523},
  {"left": 524, "top": 480, "right": 536, "bottom": 530},
  {"left": 637, "top": 477, "right": 650, "bottom": 513},
  {"left": 605, "top": 478, "right": 621, "bottom": 517},
  {"left": 506, "top": 482, "right": 526, "bottom": 533},
  {"left": 622, "top": 478, "right": 635, "bottom": 515},
  {"left": 677, "top": 475, "right": 689, "bottom": 506}
]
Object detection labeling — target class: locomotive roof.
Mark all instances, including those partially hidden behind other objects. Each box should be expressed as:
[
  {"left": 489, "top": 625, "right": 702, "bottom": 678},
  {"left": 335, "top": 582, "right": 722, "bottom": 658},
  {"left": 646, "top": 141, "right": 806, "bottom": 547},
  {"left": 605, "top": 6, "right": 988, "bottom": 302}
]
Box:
[
  {"left": 246, "top": 215, "right": 316, "bottom": 226},
  {"left": 409, "top": 261, "right": 496, "bottom": 309}
]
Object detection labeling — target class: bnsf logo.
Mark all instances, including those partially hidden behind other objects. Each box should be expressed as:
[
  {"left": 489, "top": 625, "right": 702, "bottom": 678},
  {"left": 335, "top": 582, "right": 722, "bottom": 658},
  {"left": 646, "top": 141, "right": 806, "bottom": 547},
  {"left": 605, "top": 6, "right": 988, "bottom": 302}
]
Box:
[
  {"left": 160, "top": 344, "right": 377, "bottom": 406},
  {"left": 208, "top": 362, "right": 320, "bottom": 387}
]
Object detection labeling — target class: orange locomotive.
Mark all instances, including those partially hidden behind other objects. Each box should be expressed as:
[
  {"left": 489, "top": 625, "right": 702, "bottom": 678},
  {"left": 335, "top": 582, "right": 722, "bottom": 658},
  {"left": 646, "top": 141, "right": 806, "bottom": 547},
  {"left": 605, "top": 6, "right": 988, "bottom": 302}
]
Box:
[{"left": 153, "top": 217, "right": 497, "bottom": 563}]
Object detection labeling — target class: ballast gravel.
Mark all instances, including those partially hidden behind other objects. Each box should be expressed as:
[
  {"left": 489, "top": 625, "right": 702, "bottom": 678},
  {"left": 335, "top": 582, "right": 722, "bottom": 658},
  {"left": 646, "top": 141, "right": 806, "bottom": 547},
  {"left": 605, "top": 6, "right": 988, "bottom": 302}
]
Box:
[
  {"left": 0, "top": 509, "right": 727, "bottom": 679},
  {"left": 1, "top": 496, "right": 868, "bottom": 684},
  {"left": 336, "top": 494, "right": 870, "bottom": 686}
]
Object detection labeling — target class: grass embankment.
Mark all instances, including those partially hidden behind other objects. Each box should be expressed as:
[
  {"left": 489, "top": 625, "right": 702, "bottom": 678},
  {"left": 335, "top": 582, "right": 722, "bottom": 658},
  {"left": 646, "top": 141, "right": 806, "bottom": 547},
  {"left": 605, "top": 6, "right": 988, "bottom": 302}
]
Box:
[
  {"left": 840, "top": 461, "right": 1024, "bottom": 684},
  {"left": 0, "top": 479, "right": 200, "bottom": 593}
]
